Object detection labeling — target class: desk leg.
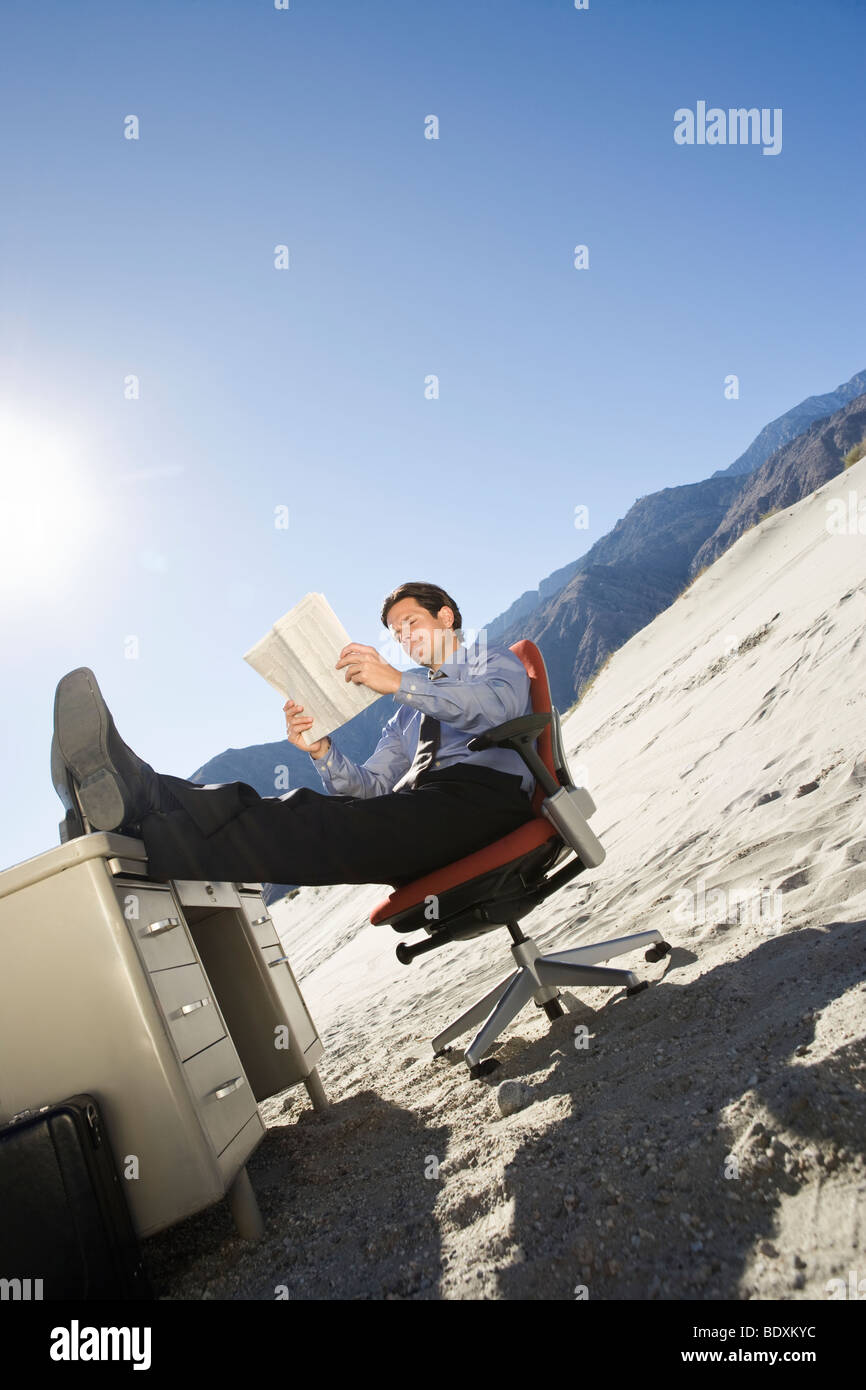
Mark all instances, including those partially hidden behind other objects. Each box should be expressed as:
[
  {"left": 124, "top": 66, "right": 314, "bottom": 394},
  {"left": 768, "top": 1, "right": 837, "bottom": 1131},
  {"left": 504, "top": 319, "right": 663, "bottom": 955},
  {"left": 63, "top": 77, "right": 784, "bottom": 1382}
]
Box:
[
  {"left": 303, "top": 1066, "right": 330, "bottom": 1113},
  {"left": 227, "top": 1164, "right": 264, "bottom": 1241}
]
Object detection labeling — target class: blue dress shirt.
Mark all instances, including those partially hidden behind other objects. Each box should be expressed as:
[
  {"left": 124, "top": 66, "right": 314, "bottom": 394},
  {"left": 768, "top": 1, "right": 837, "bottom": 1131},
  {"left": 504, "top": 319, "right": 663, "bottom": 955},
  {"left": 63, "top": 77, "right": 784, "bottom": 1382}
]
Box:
[{"left": 312, "top": 638, "right": 536, "bottom": 799}]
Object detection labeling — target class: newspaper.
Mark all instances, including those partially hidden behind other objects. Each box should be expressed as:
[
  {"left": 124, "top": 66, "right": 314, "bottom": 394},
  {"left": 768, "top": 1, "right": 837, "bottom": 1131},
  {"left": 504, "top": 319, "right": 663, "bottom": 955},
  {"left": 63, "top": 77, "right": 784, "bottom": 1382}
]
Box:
[{"left": 243, "top": 592, "right": 383, "bottom": 747}]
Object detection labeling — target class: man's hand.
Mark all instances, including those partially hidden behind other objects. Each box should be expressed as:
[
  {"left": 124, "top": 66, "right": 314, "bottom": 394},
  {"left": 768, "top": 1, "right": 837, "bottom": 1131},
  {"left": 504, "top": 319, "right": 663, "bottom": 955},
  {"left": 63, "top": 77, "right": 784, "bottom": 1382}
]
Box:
[
  {"left": 284, "top": 700, "right": 330, "bottom": 758},
  {"left": 335, "top": 644, "right": 402, "bottom": 695}
]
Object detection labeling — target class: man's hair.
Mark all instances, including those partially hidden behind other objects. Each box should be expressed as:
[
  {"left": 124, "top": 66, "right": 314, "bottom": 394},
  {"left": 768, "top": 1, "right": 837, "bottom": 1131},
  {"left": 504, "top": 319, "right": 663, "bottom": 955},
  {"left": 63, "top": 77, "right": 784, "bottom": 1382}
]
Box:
[{"left": 381, "top": 582, "right": 463, "bottom": 636}]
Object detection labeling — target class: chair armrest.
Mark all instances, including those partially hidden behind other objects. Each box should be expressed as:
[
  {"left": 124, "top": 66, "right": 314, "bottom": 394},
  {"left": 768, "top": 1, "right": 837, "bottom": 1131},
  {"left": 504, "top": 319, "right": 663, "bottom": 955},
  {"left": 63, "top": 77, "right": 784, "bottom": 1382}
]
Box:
[
  {"left": 467, "top": 706, "right": 594, "bottom": 811},
  {"left": 468, "top": 714, "right": 559, "bottom": 796},
  {"left": 541, "top": 788, "right": 605, "bottom": 867},
  {"left": 466, "top": 713, "right": 550, "bottom": 749},
  {"left": 469, "top": 707, "right": 603, "bottom": 862}
]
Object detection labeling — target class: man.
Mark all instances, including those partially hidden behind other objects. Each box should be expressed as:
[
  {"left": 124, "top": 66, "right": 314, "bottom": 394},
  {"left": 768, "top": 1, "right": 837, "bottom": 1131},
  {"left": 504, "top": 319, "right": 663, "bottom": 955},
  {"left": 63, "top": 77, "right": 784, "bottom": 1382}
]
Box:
[{"left": 52, "top": 582, "right": 537, "bottom": 889}]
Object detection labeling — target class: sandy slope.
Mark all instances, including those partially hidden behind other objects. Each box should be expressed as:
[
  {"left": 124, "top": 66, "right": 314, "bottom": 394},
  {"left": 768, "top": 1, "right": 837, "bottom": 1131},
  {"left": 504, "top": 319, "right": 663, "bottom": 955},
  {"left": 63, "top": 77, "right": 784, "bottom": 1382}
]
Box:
[{"left": 144, "top": 458, "right": 866, "bottom": 1300}]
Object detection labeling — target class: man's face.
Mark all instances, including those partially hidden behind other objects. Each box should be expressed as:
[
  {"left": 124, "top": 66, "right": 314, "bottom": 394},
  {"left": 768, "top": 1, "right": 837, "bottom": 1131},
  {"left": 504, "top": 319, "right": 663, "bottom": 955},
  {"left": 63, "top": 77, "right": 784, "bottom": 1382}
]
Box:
[{"left": 386, "top": 598, "right": 455, "bottom": 668}]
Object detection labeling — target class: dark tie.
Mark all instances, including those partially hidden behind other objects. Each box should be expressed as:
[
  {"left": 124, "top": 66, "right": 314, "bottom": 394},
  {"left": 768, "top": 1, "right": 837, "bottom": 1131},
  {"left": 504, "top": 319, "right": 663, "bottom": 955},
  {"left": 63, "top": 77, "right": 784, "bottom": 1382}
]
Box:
[{"left": 393, "top": 713, "right": 441, "bottom": 791}]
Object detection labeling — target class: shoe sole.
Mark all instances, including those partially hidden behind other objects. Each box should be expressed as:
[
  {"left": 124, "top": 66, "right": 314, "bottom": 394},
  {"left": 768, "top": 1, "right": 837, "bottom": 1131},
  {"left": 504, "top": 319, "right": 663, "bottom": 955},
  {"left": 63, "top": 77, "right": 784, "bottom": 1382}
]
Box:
[
  {"left": 50, "top": 729, "right": 87, "bottom": 839},
  {"left": 54, "top": 668, "right": 133, "bottom": 830}
]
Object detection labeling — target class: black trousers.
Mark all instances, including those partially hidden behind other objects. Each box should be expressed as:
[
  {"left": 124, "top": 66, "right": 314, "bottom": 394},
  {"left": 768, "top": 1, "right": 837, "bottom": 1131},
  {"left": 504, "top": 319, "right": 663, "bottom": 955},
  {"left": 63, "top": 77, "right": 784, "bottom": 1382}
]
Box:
[{"left": 136, "top": 763, "right": 536, "bottom": 888}]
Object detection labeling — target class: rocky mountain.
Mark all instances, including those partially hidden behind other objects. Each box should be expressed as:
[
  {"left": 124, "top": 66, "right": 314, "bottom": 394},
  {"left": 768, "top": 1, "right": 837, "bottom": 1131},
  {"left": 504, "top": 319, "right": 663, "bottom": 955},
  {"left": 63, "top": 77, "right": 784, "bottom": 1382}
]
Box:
[
  {"left": 481, "top": 373, "right": 866, "bottom": 707},
  {"left": 485, "top": 556, "right": 588, "bottom": 643},
  {"left": 689, "top": 392, "right": 866, "bottom": 575},
  {"left": 710, "top": 367, "right": 866, "bottom": 478},
  {"left": 491, "top": 475, "right": 745, "bottom": 711}
]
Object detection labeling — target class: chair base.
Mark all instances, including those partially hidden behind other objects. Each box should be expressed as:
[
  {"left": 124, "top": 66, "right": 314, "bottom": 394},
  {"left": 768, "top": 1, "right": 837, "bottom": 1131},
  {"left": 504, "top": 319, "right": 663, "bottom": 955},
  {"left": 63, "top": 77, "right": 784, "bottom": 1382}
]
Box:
[{"left": 431, "top": 929, "right": 669, "bottom": 1073}]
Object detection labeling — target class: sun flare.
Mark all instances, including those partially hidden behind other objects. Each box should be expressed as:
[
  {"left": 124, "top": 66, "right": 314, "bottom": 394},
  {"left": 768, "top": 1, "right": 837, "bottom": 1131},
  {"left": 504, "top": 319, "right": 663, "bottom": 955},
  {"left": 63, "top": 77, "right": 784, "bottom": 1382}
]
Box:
[{"left": 0, "top": 407, "right": 102, "bottom": 598}]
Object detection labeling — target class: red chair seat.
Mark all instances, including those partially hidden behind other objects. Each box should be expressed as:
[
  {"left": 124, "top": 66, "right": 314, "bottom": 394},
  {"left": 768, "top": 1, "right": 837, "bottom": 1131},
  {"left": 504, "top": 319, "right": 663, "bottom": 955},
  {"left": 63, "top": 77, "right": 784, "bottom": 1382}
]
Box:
[{"left": 369, "top": 815, "right": 560, "bottom": 925}]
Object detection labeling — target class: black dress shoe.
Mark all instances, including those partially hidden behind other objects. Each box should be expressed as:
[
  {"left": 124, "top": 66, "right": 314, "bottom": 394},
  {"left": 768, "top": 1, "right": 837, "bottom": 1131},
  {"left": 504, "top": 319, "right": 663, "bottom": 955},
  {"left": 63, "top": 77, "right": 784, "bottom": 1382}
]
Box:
[
  {"left": 50, "top": 729, "right": 87, "bottom": 842},
  {"left": 53, "top": 667, "right": 163, "bottom": 833}
]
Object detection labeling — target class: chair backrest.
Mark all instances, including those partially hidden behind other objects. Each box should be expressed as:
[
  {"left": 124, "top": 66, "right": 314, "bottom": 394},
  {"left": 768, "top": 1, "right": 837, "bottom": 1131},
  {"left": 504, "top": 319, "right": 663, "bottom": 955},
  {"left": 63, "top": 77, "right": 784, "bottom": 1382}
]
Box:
[{"left": 508, "top": 639, "right": 559, "bottom": 817}]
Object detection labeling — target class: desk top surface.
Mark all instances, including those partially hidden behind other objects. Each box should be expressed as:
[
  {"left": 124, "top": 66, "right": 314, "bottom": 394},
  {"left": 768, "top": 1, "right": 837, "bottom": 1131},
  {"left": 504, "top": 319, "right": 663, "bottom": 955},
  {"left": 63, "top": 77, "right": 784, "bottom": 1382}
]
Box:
[{"left": 0, "top": 832, "right": 261, "bottom": 902}]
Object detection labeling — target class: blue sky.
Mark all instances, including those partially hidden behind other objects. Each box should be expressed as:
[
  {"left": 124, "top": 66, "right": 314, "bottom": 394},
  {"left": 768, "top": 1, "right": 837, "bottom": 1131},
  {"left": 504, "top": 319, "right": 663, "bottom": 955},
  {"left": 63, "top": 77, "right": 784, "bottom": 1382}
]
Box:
[{"left": 2, "top": 0, "right": 864, "bottom": 870}]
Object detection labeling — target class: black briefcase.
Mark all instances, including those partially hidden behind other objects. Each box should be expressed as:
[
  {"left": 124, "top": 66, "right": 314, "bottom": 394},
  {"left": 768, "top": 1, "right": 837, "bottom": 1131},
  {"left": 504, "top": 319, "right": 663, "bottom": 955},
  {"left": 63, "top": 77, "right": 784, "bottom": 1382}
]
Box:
[{"left": 0, "top": 1093, "right": 153, "bottom": 1300}]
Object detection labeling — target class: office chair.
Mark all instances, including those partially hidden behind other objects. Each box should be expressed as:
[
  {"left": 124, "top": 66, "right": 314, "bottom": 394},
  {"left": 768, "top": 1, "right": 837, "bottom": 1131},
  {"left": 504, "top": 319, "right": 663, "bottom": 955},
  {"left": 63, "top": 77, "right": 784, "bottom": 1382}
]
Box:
[{"left": 369, "top": 640, "right": 671, "bottom": 1079}]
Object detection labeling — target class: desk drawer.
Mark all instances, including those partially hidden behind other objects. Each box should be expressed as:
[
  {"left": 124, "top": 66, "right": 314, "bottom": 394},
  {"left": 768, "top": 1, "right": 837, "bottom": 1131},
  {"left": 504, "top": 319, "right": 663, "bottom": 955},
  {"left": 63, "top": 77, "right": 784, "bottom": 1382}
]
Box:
[
  {"left": 149, "top": 962, "right": 225, "bottom": 1061},
  {"left": 171, "top": 880, "right": 240, "bottom": 910},
  {"left": 183, "top": 1037, "right": 256, "bottom": 1157},
  {"left": 113, "top": 883, "right": 195, "bottom": 970},
  {"left": 238, "top": 896, "right": 280, "bottom": 950},
  {"left": 261, "top": 945, "right": 318, "bottom": 1057}
]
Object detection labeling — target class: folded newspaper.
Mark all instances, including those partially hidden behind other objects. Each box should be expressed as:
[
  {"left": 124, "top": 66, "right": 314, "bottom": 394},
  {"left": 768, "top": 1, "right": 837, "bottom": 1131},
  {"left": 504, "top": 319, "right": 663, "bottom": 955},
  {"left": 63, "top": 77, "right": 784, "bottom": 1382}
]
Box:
[{"left": 243, "top": 592, "right": 383, "bottom": 747}]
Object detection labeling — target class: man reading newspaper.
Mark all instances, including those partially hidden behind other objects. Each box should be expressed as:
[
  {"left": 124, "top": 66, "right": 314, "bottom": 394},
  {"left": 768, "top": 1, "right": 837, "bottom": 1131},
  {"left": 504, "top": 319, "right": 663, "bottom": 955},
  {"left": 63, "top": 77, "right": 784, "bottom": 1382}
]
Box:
[{"left": 51, "top": 582, "right": 537, "bottom": 888}]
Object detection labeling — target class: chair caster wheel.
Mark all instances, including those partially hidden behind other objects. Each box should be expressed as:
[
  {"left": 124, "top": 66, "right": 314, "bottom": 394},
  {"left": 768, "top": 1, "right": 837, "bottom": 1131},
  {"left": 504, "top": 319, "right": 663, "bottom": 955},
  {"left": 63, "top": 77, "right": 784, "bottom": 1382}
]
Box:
[
  {"left": 468, "top": 1058, "right": 501, "bottom": 1080},
  {"left": 542, "top": 998, "right": 565, "bottom": 1021},
  {"left": 433, "top": 1046, "right": 453, "bottom": 1059},
  {"left": 645, "top": 942, "right": 671, "bottom": 963},
  {"left": 626, "top": 980, "right": 650, "bottom": 996}
]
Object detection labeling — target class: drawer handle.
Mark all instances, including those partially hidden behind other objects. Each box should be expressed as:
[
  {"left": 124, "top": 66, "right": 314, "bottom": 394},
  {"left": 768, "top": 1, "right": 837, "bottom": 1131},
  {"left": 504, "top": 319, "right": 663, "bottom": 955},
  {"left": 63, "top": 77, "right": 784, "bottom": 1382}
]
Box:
[
  {"left": 213, "top": 1077, "right": 244, "bottom": 1100},
  {"left": 145, "top": 916, "right": 181, "bottom": 936},
  {"left": 250, "top": 914, "right": 271, "bottom": 927},
  {"left": 268, "top": 956, "right": 290, "bottom": 968},
  {"left": 179, "top": 998, "right": 209, "bottom": 1015}
]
